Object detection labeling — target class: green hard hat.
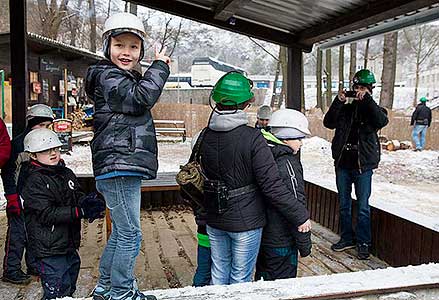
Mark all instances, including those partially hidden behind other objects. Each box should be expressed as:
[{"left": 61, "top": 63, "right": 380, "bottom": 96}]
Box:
[
  {"left": 420, "top": 97, "right": 428, "bottom": 102},
  {"left": 211, "top": 72, "right": 254, "bottom": 106},
  {"left": 353, "top": 69, "right": 376, "bottom": 85}
]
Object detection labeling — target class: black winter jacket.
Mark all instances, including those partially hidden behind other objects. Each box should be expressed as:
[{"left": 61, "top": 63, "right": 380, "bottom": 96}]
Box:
[
  {"left": 85, "top": 59, "right": 170, "bottom": 178},
  {"left": 21, "top": 161, "right": 85, "bottom": 258},
  {"left": 200, "top": 124, "right": 309, "bottom": 233},
  {"left": 262, "top": 142, "right": 311, "bottom": 256},
  {"left": 323, "top": 95, "right": 388, "bottom": 171},
  {"left": 410, "top": 103, "right": 432, "bottom": 127},
  {"left": 1, "top": 128, "right": 31, "bottom": 195}
]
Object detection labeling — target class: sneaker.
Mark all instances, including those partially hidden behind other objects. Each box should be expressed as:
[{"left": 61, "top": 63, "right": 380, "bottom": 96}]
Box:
[
  {"left": 330, "top": 239, "right": 356, "bottom": 252},
  {"left": 114, "top": 289, "right": 157, "bottom": 300},
  {"left": 357, "top": 243, "right": 370, "bottom": 260},
  {"left": 2, "top": 270, "right": 32, "bottom": 285},
  {"left": 92, "top": 286, "right": 111, "bottom": 300}
]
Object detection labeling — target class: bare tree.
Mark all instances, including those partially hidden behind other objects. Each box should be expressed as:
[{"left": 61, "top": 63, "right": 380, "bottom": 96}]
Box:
[
  {"left": 349, "top": 42, "right": 357, "bottom": 82},
  {"left": 278, "top": 46, "right": 287, "bottom": 109},
  {"left": 403, "top": 25, "right": 439, "bottom": 106},
  {"left": 69, "top": 0, "right": 84, "bottom": 46},
  {"left": 338, "top": 45, "right": 344, "bottom": 91},
  {"left": 36, "top": 0, "right": 70, "bottom": 39},
  {"left": 271, "top": 48, "right": 282, "bottom": 107},
  {"left": 316, "top": 49, "right": 323, "bottom": 109},
  {"left": 88, "top": 0, "right": 97, "bottom": 52},
  {"left": 325, "top": 49, "right": 332, "bottom": 109},
  {"left": 380, "top": 32, "right": 398, "bottom": 109},
  {"left": 363, "top": 39, "right": 370, "bottom": 69}
]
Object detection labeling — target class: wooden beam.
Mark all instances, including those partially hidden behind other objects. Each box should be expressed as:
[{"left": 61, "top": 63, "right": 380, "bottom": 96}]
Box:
[
  {"left": 298, "top": 0, "right": 439, "bottom": 45},
  {"left": 9, "top": 0, "right": 27, "bottom": 137},
  {"left": 214, "top": 0, "right": 252, "bottom": 21},
  {"left": 130, "top": 0, "right": 312, "bottom": 51},
  {"left": 286, "top": 47, "right": 302, "bottom": 111}
]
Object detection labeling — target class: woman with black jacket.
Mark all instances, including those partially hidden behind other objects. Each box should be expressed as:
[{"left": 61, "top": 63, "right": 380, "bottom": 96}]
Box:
[{"left": 199, "top": 72, "right": 311, "bottom": 285}]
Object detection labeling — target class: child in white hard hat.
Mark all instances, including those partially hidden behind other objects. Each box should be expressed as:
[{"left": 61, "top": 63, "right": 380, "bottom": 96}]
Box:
[
  {"left": 256, "top": 108, "right": 312, "bottom": 280},
  {"left": 20, "top": 128, "right": 105, "bottom": 300},
  {"left": 85, "top": 12, "right": 171, "bottom": 300},
  {"left": 1, "top": 104, "right": 54, "bottom": 284}
]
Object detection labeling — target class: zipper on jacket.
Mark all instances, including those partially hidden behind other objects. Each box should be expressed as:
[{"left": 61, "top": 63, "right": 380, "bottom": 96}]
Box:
[{"left": 286, "top": 160, "right": 298, "bottom": 198}]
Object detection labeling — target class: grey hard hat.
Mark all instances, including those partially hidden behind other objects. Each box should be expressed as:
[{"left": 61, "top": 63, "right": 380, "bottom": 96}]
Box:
[{"left": 257, "top": 105, "right": 272, "bottom": 119}]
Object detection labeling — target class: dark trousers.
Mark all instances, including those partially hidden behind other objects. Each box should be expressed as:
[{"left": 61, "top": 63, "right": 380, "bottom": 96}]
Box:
[
  {"left": 255, "top": 245, "right": 298, "bottom": 281},
  {"left": 335, "top": 168, "right": 373, "bottom": 245},
  {"left": 192, "top": 245, "right": 212, "bottom": 287},
  {"left": 3, "top": 213, "right": 38, "bottom": 275},
  {"left": 38, "top": 251, "right": 80, "bottom": 300}
]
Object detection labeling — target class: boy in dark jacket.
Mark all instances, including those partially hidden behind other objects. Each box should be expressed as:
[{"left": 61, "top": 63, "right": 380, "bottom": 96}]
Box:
[
  {"left": 256, "top": 109, "right": 312, "bottom": 280},
  {"left": 21, "top": 128, "right": 105, "bottom": 300},
  {"left": 323, "top": 69, "right": 388, "bottom": 260},
  {"left": 85, "top": 12, "right": 170, "bottom": 300},
  {"left": 2, "top": 104, "right": 53, "bottom": 284}
]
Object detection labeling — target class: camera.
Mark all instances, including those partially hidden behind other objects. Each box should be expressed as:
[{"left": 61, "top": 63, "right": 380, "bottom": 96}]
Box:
[{"left": 345, "top": 91, "right": 357, "bottom": 98}]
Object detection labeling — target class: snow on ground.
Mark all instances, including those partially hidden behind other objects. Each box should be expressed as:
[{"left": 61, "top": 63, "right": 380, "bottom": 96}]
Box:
[
  {"left": 61, "top": 263, "right": 439, "bottom": 300},
  {"left": 0, "top": 136, "right": 437, "bottom": 231},
  {"left": 301, "top": 136, "right": 439, "bottom": 231}
]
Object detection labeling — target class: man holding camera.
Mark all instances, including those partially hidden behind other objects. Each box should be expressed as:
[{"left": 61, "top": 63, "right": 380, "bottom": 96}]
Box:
[{"left": 323, "top": 69, "right": 388, "bottom": 260}]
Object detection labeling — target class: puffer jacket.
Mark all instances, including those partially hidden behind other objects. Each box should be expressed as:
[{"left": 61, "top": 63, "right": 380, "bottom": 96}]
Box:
[
  {"left": 262, "top": 136, "right": 311, "bottom": 256},
  {"left": 200, "top": 111, "right": 309, "bottom": 233},
  {"left": 85, "top": 59, "right": 170, "bottom": 178},
  {"left": 21, "top": 160, "right": 85, "bottom": 258},
  {"left": 323, "top": 94, "right": 388, "bottom": 171}
]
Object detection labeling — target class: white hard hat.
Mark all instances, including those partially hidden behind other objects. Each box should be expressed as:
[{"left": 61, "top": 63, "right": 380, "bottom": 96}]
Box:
[
  {"left": 24, "top": 128, "right": 63, "bottom": 153},
  {"left": 26, "top": 104, "right": 54, "bottom": 120},
  {"left": 102, "top": 12, "right": 146, "bottom": 61},
  {"left": 269, "top": 109, "right": 311, "bottom": 139},
  {"left": 257, "top": 105, "right": 272, "bottom": 119}
]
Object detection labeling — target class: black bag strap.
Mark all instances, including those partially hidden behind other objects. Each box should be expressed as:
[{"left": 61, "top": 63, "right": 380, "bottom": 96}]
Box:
[{"left": 189, "top": 127, "right": 209, "bottom": 163}]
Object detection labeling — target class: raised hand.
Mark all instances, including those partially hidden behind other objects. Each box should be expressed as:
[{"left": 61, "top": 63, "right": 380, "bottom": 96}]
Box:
[{"left": 155, "top": 45, "right": 171, "bottom": 65}]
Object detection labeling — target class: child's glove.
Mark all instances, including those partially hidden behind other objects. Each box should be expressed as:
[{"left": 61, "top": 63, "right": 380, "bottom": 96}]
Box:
[
  {"left": 294, "top": 230, "right": 312, "bottom": 258},
  {"left": 79, "top": 193, "right": 106, "bottom": 223},
  {"left": 6, "top": 194, "right": 21, "bottom": 217}
]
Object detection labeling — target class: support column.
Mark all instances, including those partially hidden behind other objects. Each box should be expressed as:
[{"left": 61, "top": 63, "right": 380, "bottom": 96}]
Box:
[
  {"left": 286, "top": 47, "right": 303, "bottom": 111},
  {"left": 10, "top": 0, "right": 27, "bottom": 137}
]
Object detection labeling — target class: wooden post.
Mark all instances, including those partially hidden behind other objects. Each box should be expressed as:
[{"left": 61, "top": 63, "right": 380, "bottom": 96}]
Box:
[
  {"left": 286, "top": 47, "right": 303, "bottom": 111},
  {"left": 9, "top": 0, "right": 27, "bottom": 137},
  {"left": 105, "top": 208, "right": 112, "bottom": 241},
  {"left": 64, "top": 68, "right": 68, "bottom": 118}
]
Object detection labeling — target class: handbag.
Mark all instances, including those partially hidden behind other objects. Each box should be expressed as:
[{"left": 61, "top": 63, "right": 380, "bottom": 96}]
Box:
[{"left": 176, "top": 128, "right": 208, "bottom": 209}]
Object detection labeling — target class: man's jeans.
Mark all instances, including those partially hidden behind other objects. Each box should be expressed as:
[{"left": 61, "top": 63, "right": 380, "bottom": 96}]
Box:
[
  {"left": 207, "top": 225, "right": 262, "bottom": 285},
  {"left": 412, "top": 124, "right": 428, "bottom": 150},
  {"left": 96, "top": 176, "right": 142, "bottom": 298},
  {"left": 335, "top": 168, "right": 372, "bottom": 245}
]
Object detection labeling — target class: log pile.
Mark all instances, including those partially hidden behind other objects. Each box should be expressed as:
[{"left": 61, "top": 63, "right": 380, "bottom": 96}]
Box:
[
  {"left": 381, "top": 138, "right": 412, "bottom": 151},
  {"left": 69, "top": 109, "right": 86, "bottom": 130}
]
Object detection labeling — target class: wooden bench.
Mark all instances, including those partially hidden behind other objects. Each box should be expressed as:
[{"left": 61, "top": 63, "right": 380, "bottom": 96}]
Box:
[{"left": 154, "top": 119, "right": 186, "bottom": 142}]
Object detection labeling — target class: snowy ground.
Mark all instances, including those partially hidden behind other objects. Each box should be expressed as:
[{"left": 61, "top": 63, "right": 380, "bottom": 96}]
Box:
[{"left": 0, "top": 137, "right": 437, "bottom": 231}]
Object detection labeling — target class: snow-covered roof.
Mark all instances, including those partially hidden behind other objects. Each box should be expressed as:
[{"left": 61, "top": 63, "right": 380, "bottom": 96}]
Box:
[{"left": 26, "top": 32, "right": 104, "bottom": 60}]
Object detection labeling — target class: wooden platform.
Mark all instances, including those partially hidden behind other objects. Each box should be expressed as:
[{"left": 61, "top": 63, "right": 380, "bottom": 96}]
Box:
[{"left": 0, "top": 209, "right": 388, "bottom": 300}]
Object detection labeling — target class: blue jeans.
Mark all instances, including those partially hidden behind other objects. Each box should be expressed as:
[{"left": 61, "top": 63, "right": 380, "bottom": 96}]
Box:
[
  {"left": 96, "top": 176, "right": 142, "bottom": 298},
  {"left": 207, "top": 225, "right": 262, "bottom": 285},
  {"left": 335, "top": 168, "right": 372, "bottom": 245},
  {"left": 412, "top": 125, "right": 428, "bottom": 150},
  {"left": 192, "top": 245, "right": 212, "bottom": 287}
]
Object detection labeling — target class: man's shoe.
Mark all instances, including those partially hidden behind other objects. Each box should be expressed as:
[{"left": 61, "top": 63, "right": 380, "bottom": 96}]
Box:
[
  {"left": 331, "top": 239, "right": 356, "bottom": 252},
  {"left": 92, "top": 286, "right": 111, "bottom": 300},
  {"left": 114, "top": 289, "right": 157, "bottom": 300},
  {"left": 2, "top": 270, "right": 32, "bottom": 285},
  {"left": 357, "top": 243, "right": 370, "bottom": 260}
]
